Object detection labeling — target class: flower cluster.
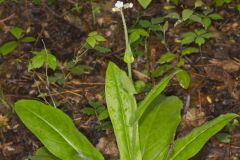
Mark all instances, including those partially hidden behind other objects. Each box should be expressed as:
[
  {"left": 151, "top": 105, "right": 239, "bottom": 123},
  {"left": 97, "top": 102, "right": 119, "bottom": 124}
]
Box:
[{"left": 112, "top": 1, "right": 133, "bottom": 12}]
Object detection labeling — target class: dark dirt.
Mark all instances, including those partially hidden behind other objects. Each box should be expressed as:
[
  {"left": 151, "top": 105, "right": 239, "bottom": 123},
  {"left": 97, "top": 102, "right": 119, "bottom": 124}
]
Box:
[{"left": 0, "top": 0, "right": 240, "bottom": 160}]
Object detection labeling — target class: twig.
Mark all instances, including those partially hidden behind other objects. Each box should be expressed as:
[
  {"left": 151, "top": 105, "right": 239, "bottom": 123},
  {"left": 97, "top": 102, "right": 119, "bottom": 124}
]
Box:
[
  {"left": 41, "top": 39, "right": 57, "bottom": 108},
  {"left": 0, "top": 14, "right": 15, "bottom": 23}
]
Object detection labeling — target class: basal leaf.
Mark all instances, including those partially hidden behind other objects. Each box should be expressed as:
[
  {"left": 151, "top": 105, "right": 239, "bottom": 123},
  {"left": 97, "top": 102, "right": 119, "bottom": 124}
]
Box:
[
  {"left": 15, "top": 100, "right": 104, "bottom": 160},
  {"left": 138, "top": 0, "right": 152, "bottom": 9},
  {"left": 105, "top": 62, "right": 142, "bottom": 160},
  {"left": 168, "top": 113, "right": 238, "bottom": 160},
  {"left": 134, "top": 73, "right": 175, "bottom": 123},
  {"left": 140, "top": 96, "right": 183, "bottom": 160}
]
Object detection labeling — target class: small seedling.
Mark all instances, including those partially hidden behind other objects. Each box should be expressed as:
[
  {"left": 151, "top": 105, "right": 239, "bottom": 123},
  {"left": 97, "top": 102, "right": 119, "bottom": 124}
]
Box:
[
  {"left": 28, "top": 49, "right": 57, "bottom": 71},
  {"left": 181, "top": 29, "right": 214, "bottom": 46},
  {"left": 71, "top": 3, "right": 82, "bottom": 13},
  {"left": 85, "top": 31, "right": 106, "bottom": 48},
  {"left": 0, "top": 26, "right": 35, "bottom": 56},
  {"left": 81, "top": 101, "right": 111, "bottom": 129},
  {"left": 191, "top": 8, "right": 223, "bottom": 29}
]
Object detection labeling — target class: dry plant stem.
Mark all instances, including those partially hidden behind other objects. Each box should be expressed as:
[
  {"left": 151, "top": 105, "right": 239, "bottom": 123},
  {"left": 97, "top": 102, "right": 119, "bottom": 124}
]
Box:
[
  {"left": 41, "top": 39, "right": 57, "bottom": 108},
  {"left": 120, "top": 9, "right": 132, "bottom": 79},
  {"left": 0, "top": 14, "right": 15, "bottom": 23}
]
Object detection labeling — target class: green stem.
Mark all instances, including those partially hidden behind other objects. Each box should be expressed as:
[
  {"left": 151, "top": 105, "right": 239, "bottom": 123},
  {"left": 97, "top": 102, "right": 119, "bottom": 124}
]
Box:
[{"left": 120, "top": 9, "right": 132, "bottom": 79}]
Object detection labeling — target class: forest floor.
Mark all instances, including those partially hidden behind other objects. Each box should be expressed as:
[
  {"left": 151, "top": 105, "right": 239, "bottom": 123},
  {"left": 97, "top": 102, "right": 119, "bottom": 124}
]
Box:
[{"left": 0, "top": 0, "right": 240, "bottom": 160}]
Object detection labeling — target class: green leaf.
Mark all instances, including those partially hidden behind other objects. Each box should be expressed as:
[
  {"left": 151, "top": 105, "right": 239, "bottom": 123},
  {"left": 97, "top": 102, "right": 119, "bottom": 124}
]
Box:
[
  {"left": 171, "top": 0, "right": 179, "bottom": 5},
  {"left": 140, "top": 96, "right": 183, "bottom": 160},
  {"left": 138, "top": 0, "right": 152, "bottom": 9},
  {"left": 181, "top": 47, "right": 199, "bottom": 56},
  {"left": 182, "top": 9, "right": 194, "bottom": 21},
  {"left": 195, "top": 0, "right": 203, "bottom": 8},
  {"left": 30, "top": 147, "right": 60, "bottom": 160},
  {"left": 124, "top": 45, "right": 134, "bottom": 64},
  {"left": 21, "top": 36, "right": 36, "bottom": 43},
  {"left": 10, "top": 27, "right": 23, "bottom": 39},
  {"left": 189, "top": 14, "right": 202, "bottom": 24},
  {"left": 98, "top": 110, "right": 109, "bottom": 121},
  {"left": 176, "top": 69, "right": 190, "bottom": 89},
  {"left": 195, "top": 36, "right": 205, "bottom": 46},
  {"left": 166, "top": 12, "right": 180, "bottom": 19},
  {"left": 81, "top": 107, "right": 95, "bottom": 115},
  {"left": 15, "top": 100, "right": 104, "bottom": 160},
  {"left": 139, "top": 20, "right": 152, "bottom": 28},
  {"left": 86, "top": 36, "right": 96, "bottom": 48},
  {"left": 70, "top": 65, "right": 92, "bottom": 75},
  {"left": 181, "top": 32, "right": 196, "bottom": 45},
  {"left": 105, "top": 62, "right": 142, "bottom": 160},
  {"left": 168, "top": 113, "right": 238, "bottom": 160},
  {"left": 94, "top": 35, "right": 106, "bottom": 42},
  {"left": 28, "top": 54, "right": 45, "bottom": 71},
  {"left": 130, "top": 31, "right": 140, "bottom": 43},
  {"left": 88, "top": 31, "right": 98, "bottom": 36},
  {"left": 202, "top": 17, "right": 211, "bottom": 29},
  {"left": 201, "top": 32, "right": 215, "bottom": 39},
  {"left": 152, "top": 64, "right": 173, "bottom": 77},
  {"left": 216, "top": 133, "right": 231, "bottom": 143},
  {"left": 208, "top": 13, "right": 223, "bottom": 20},
  {"left": 47, "top": 53, "right": 57, "bottom": 70},
  {"left": 158, "top": 52, "right": 176, "bottom": 64},
  {"left": 195, "top": 29, "right": 206, "bottom": 36},
  {"left": 163, "top": 21, "right": 169, "bottom": 32},
  {"left": 0, "top": 41, "right": 17, "bottom": 55},
  {"left": 151, "top": 17, "right": 165, "bottom": 24},
  {"left": 134, "top": 73, "right": 175, "bottom": 123}
]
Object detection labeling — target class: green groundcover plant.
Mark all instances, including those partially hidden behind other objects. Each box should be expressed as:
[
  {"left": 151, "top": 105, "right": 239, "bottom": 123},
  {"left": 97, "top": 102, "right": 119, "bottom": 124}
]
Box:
[
  {"left": 14, "top": 1, "right": 239, "bottom": 160},
  {"left": 15, "top": 62, "right": 238, "bottom": 160}
]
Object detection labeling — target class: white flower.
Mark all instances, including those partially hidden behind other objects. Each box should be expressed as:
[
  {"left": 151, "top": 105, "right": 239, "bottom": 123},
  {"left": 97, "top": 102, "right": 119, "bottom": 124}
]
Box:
[
  {"left": 115, "top": 1, "right": 124, "bottom": 8},
  {"left": 129, "top": 3, "right": 133, "bottom": 8}
]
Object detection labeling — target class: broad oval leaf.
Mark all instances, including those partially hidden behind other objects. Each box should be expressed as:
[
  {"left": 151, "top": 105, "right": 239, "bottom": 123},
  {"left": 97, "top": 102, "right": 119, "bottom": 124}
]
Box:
[
  {"left": 168, "top": 113, "right": 238, "bottom": 160},
  {"left": 140, "top": 96, "right": 183, "bottom": 160},
  {"left": 176, "top": 69, "right": 190, "bottom": 89},
  {"left": 15, "top": 100, "right": 104, "bottom": 160},
  {"left": 182, "top": 9, "right": 194, "bottom": 21},
  {"left": 138, "top": 0, "right": 152, "bottom": 9},
  {"left": 181, "top": 32, "right": 196, "bottom": 45},
  {"left": 105, "top": 62, "right": 142, "bottom": 160}
]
